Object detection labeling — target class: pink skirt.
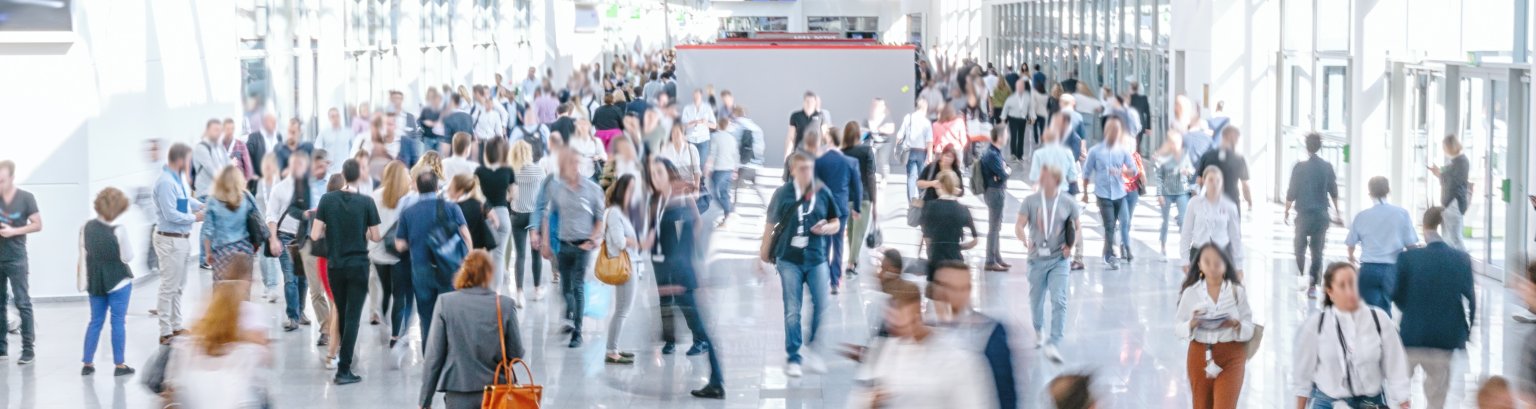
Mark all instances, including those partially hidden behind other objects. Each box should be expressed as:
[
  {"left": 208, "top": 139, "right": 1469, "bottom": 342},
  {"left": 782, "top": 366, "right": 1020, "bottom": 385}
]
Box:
[{"left": 596, "top": 128, "right": 623, "bottom": 150}]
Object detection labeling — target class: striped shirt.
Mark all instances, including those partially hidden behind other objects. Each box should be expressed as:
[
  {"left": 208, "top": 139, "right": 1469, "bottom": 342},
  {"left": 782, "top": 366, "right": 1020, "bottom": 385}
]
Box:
[{"left": 512, "top": 164, "right": 546, "bottom": 213}]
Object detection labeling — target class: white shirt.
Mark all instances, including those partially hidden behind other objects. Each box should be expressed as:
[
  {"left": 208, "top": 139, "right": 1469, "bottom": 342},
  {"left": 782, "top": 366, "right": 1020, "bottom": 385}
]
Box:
[
  {"left": 368, "top": 188, "right": 407, "bottom": 264},
  {"left": 317, "top": 125, "right": 353, "bottom": 175},
  {"left": 658, "top": 143, "right": 701, "bottom": 179},
  {"left": 1180, "top": 195, "right": 1244, "bottom": 267},
  {"left": 1002, "top": 93, "right": 1032, "bottom": 119},
  {"left": 566, "top": 136, "right": 607, "bottom": 178},
  {"left": 265, "top": 177, "right": 300, "bottom": 233},
  {"left": 1291, "top": 306, "right": 1411, "bottom": 406},
  {"left": 847, "top": 336, "right": 996, "bottom": 409},
  {"left": 706, "top": 130, "right": 739, "bottom": 172},
  {"left": 1031, "top": 91, "right": 1050, "bottom": 117},
  {"left": 1073, "top": 93, "right": 1102, "bottom": 114},
  {"left": 897, "top": 112, "right": 934, "bottom": 151},
  {"left": 442, "top": 156, "right": 478, "bottom": 181},
  {"left": 1173, "top": 281, "right": 1255, "bottom": 344},
  {"left": 473, "top": 103, "right": 506, "bottom": 140},
  {"left": 682, "top": 103, "right": 716, "bottom": 144}
]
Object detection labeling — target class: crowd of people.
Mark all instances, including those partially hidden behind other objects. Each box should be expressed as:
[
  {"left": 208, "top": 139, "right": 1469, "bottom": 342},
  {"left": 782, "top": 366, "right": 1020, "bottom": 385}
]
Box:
[{"left": 0, "top": 48, "right": 1528, "bottom": 409}]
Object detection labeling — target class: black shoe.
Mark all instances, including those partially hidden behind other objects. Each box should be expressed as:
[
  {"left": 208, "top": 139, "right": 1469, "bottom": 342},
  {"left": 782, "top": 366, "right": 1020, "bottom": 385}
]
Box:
[
  {"left": 690, "top": 384, "right": 724, "bottom": 399},
  {"left": 199, "top": 262, "right": 211, "bottom": 270},
  {"left": 114, "top": 366, "right": 135, "bottom": 377},
  {"left": 1070, "top": 260, "right": 1085, "bottom": 271},
  {"left": 619, "top": 351, "right": 635, "bottom": 358},
  {"left": 388, "top": 339, "right": 398, "bottom": 349},
  {"left": 333, "top": 371, "right": 362, "bottom": 385},
  {"left": 81, "top": 366, "right": 95, "bottom": 376},
  {"left": 568, "top": 334, "right": 582, "bottom": 348},
  {"left": 686, "top": 341, "right": 710, "bottom": 356},
  {"left": 18, "top": 350, "right": 34, "bottom": 365},
  {"left": 662, "top": 342, "right": 676, "bottom": 355},
  {"left": 317, "top": 334, "right": 330, "bottom": 347},
  {"left": 560, "top": 324, "right": 575, "bottom": 334}
]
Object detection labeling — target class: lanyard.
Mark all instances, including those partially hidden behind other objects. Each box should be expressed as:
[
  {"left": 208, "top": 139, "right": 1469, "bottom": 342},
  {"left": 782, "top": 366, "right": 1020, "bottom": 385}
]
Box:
[
  {"left": 1037, "top": 194, "right": 1058, "bottom": 238},
  {"left": 798, "top": 188, "right": 818, "bottom": 234}
]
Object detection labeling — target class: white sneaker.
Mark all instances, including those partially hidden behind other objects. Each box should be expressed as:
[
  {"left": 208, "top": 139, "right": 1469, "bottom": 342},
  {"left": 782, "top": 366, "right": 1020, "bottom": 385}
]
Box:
[
  {"left": 513, "top": 290, "right": 525, "bottom": 309},
  {"left": 1295, "top": 275, "right": 1311, "bottom": 291},
  {"left": 1043, "top": 345, "right": 1063, "bottom": 363},
  {"left": 325, "top": 356, "right": 338, "bottom": 369},
  {"left": 533, "top": 286, "right": 546, "bottom": 301},
  {"left": 784, "top": 363, "right": 803, "bottom": 377}
]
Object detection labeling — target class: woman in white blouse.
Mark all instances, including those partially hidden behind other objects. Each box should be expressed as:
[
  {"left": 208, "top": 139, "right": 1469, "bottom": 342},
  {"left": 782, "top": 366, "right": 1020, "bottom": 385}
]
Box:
[
  {"left": 1180, "top": 166, "right": 1244, "bottom": 276},
  {"left": 1292, "top": 262, "right": 1410, "bottom": 409},
  {"left": 565, "top": 120, "right": 608, "bottom": 180},
  {"left": 1174, "top": 243, "right": 1254, "bottom": 409},
  {"left": 657, "top": 121, "right": 702, "bottom": 187}
]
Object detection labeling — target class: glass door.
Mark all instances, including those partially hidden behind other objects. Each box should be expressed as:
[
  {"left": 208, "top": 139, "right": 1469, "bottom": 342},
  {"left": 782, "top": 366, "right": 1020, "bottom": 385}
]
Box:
[
  {"left": 1406, "top": 68, "right": 1444, "bottom": 221},
  {"left": 1457, "top": 74, "right": 1510, "bottom": 273}
]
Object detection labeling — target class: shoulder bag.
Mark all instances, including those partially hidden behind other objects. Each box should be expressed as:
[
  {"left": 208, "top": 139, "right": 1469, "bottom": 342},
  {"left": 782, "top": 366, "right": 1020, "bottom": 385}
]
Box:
[
  {"left": 483, "top": 294, "right": 542, "bottom": 409},
  {"left": 1236, "top": 288, "right": 1263, "bottom": 359},
  {"left": 905, "top": 198, "right": 925, "bottom": 227},
  {"left": 594, "top": 210, "right": 632, "bottom": 285},
  {"left": 243, "top": 193, "right": 273, "bottom": 256}
]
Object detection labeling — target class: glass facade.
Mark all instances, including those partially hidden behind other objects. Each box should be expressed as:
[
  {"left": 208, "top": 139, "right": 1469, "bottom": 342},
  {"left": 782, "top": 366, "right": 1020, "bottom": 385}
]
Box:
[{"left": 989, "top": 0, "right": 1171, "bottom": 152}]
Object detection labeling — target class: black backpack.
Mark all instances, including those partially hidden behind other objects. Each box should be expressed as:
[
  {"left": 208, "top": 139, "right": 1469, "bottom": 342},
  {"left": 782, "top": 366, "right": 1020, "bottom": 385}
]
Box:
[{"left": 737, "top": 127, "right": 757, "bottom": 164}]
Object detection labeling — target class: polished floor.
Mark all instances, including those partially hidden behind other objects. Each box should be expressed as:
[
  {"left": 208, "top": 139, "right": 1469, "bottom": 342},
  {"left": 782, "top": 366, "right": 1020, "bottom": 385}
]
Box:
[{"left": 5, "top": 168, "right": 1527, "bottom": 409}]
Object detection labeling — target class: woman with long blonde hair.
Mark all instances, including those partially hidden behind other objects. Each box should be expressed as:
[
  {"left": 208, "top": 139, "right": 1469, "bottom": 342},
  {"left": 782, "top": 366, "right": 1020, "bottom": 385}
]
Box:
[
  {"left": 507, "top": 141, "right": 546, "bottom": 305},
  {"left": 413, "top": 150, "right": 445, "bottom": 184},
  {"left": 167, "top": 281, "right": 272, "bottom": 408},
  {"left": 201, "top": 166, "right": 258, "bottom": 279},
  {"left": 371, "top": 161, "right": 414, "bottom": 345}
]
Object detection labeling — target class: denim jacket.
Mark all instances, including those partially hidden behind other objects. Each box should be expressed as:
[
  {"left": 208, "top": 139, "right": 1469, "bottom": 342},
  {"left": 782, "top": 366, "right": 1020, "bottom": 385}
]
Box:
[{"left": 202, "top": 195, "right": 254, "bottom": 248}]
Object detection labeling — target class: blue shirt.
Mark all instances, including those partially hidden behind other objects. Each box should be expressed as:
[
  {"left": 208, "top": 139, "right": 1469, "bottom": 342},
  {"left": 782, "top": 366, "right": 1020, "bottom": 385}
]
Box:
[
  {"left": 979, "top": 144, "right": 1009, "bottom": 189},
  {"left": 1082, "top": 143, "right": 1138, "bottom": 200},
  {"left": 273, "top": 142, "right": 313, "bottom": 172},
  {"left": 396, "top": 194, "right": 467, "bottom": 267},
  {"left": 1064, "top": 111, "right": 1086, "bottom": 159},
  {"left": 813, "top": 150, "right": 862, "bottom": 215},
  {"left": 153, "top": 166, "right": 205, "bottom": 234},
  {"left": 766, "top": 183, "right": 843, "bottom": 267},
  {"left": 1345, "top": 202, "right": 1418, "bottom": 264},
  {"left": 1183, "top": 129, "right": 1214, "bottom": 171}
]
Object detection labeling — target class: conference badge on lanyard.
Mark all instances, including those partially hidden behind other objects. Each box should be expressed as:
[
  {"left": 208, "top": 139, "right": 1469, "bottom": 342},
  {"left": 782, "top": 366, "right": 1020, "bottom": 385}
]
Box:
[
  {"left": 791, "top": 191, "right": 818, "bottom": 249},
  {"left": 1036, "top": 195, "right": 1057, "bottom": 257}
]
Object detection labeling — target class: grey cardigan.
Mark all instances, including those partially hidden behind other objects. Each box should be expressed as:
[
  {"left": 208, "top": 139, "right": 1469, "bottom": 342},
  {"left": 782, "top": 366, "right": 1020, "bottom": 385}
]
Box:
[{"left": 420, "top": 287, "right": 523, "bottom": 407}]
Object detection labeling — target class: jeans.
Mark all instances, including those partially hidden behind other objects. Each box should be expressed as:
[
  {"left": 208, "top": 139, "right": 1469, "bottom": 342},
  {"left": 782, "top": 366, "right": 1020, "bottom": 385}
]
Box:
[
  {"left": 509, "top": 211, "right": 543, "bottom": 290},
  {"left": 488, "top": 206, "right": 513, "bottom": 292},
  {"left": 1357, "top": 263, "right": 1396, "bottom": 314},
  {"left": 692, "top": 140, "right": 711, "bottom": 167},
  {"left": 83, "top": 283, "right": 131, "bottom": 365},
  {"left": 905, "top": 149, "right": 929, "bottom": 200},
  {"left": 411, "top": 259, "right": 455, "bottom": 348},
  {"left": 390, "top": 256, "right": 416, "bottom": 339},
  {"left": 328, "top": 265, "right": 368, "bottom": 373},
  {"left": 1406, "top": 347, "right": 1453, "bottom": 409},
  {"left": 830, "top": 215, "right": 849, "bottom": 286},
  {"left": 557, "top": 244, "right": 592, "bottom": 331},
  {"left": 259, "top": 254, "right": 279, "bottom": 294},
  {"left": 710, "top": 171, "right": 735, "bottom": 216},
  {"left": 606, "top": 262, "right": 639, "bottom": 352},
  {"left": 1307, "top": 386, "right": 1385, "bottom": 409},
  {"left": 1032, "top": 115, "right": 1047, "bottom": 145},
  {"left": 1027, "top": 257, "right": 1069, "bottom": 346},
  {"left": 1294, "top": 210, "right": 1330, "bottom": 286},
  {"left": 846, "top": 201, "right": 873, "bottom": 264},
  {"left": 984, "top": 187, "right": 1006, "bottom": 264},
  {"left": 1095, "top": 197, "right": 1127, "bottom": 259},
  {"left": 776, "top": 261, "right": 830, "bottom": 364},
  {"left": 1119, "top": 191, "right": 1139, "bottom": 249},
  {"left": 1159, "top": 194, "right": 1189, "bottom": 248},
  {"left": 153, "top": 234, "right": 190, "bottom": 337},
  {"left": 277, "top": 235, "right": 307, "bottom": 323}
]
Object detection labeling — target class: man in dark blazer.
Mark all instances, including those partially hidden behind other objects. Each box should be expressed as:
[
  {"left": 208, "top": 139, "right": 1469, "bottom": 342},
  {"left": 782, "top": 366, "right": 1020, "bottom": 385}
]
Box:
[
  {"left": 247, "top": 113, "right": 280, "bottom": 192},
  {"left": 1392, "top": 206, "right": 1475, "bottom": 409}
]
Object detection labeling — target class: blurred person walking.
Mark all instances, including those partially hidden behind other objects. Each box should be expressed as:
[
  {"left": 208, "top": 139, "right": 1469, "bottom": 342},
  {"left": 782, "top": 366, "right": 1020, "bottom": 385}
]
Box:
[
  {"left": 846, "top": 279, "right": 994, "bottom": 409},
  {"left": 1291, "top": 263, "right": 1411, "bottom": 409},
  {"left": 1345, "top": 177, "right": 1418, "bottom": 313},
  {"left": 476, "top": 138, "right": 516, "bottom": 293},
  {"left": 760, "top": 152, "right": 841, "bottom": 377},
  {"left": 805, "top": 125, "right": 863, "bottom": 291},
  {"left": 931, "top": 260, "right": 1017, "bottom": 409},
  {"left": 1391, "top": 206, "right": 1475, "bottom": 409},
  {"left": 545, "top": 151, "right": 605, "bottom": 348},
  {"left": 166, "top": 281, "right": 273, "bottom": 409},
  {"left": 646, "top": 158, "right": 725, "bottom": 399},
  {"left": 840, "top": 121, "right": 876, "bottom": 263},
  {"left": 79, "top": 187, "right": 135, "bottom": 376},
  {"left": 1284, "top": 133, "right": 1341, "bottom": 297},
  {"left": 1174, "top": 243, "right": 1255, "bottom": 409},
  {"left": 707, "top": 117, "right": 741, "bottom": 227},
  {"left": 1151, "top": 129, "right": 1192, "bottom": 257},
  {"left": 419, "top": 250, "right": 523, "bottom": 409}
]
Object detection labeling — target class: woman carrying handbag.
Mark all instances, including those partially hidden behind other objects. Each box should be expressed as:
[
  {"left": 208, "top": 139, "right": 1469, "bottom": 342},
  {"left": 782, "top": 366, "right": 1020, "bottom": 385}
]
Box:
[{"left": 420, "top": 250, "right": 528, "bottom": 409}]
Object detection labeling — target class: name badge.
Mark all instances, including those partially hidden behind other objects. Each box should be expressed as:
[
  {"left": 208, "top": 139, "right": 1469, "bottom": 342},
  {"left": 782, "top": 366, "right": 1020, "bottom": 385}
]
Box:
[
  {"left": 651, "top": 253, "right": 666, "bottom": 263},
  {"left": 1036, "top": 241, "right": 1051, "bottom": 256},
  {"left": 790, "top": 235, "right": 809, "bottom": 248}
]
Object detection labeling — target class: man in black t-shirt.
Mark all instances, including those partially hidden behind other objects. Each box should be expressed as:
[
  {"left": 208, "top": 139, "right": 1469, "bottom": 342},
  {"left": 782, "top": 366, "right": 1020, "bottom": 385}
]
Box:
[
  {"left": 1195, "top": 125, "right": 1252, "bottom": 213},
  {"left": 549, "top": 102, "right": 578, "bottom": 144},
  {"left": 0, "top": 160, "right": 40, "bottom": 363},
  {"left": 311, "top": 159, "right": 381, "bottom": 385},
  {"left": 786, "top": 91, "right": 830, "bottom": 160}
]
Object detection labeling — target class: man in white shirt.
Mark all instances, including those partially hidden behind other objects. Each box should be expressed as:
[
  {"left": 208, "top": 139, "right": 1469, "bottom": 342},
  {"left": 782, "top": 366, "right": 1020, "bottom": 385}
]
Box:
[
  {"left": 1001, "top": 79, "right": 1035, "bottom": 160},
  {"left": 682, "top": 89, "right": 717, "bottom": 161},
  {"left": 386, "top": 90, "right": 410, "bottom": 133},
  {"left": 932, "top": 260, "right": 1017, "bottom": 409},
  {"left": 896, "top": 98, "right": 933, "bottom": 200},
  {"left": 442, "top": 132, "right": 479, "bottom": 180},
  {"left": 316, "top": 108, "right": 353, "bottom": 176},
  {"left": 472, "top": 85, "right": 506, "bottom": 141},
  {"left": 520, "top": 68, "right": 539, "bottom": 105}
]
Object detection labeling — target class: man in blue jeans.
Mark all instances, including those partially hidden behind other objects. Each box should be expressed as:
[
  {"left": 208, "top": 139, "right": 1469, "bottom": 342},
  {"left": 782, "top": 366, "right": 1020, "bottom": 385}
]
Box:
[
  {"left": 760, "top": 152, "right": 843, "bottom": 378},
  {"left": 896, "top": 98, "right": 932, "bottom": 200},
  {"left": 394, "top": 171, "right": 472, "bottom": 345},
  {"left": 1014, "top": 164, "right": 1077, "bottom": 363},
  {"left": 1346, "top": 176, "right": 1419, "bottom": 313},
  {"left": 1081, "top": 117, "right": 1138, "bottom": 270},
  {"left": 543, "top": 152, "right": 605, "bottom": 348},
  {"left": 264, "top": 151, "right": 312, "bottom": 333}
]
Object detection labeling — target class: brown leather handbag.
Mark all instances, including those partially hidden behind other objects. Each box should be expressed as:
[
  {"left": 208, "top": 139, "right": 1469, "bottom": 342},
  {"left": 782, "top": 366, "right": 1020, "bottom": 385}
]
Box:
[{"left": 482, "top": 295, "right": 542, "bottom": 409}]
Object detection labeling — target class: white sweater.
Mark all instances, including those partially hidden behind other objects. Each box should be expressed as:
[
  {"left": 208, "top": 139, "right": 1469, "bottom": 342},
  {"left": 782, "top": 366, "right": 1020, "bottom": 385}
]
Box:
[{"left": 847, "top": 335, "right": 996, "bottom": 409}]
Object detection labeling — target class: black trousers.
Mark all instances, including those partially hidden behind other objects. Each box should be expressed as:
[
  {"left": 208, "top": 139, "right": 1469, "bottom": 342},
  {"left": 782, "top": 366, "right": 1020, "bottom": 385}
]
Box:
[
  {"left": 510, "top": 211, "right": 543, "bottom": 289},
  {"left": 1032, "top": 115, "right": 1047, "bottom": 145},
  {"left": 374, "top": 262, "right": 396, "bottom": 326},
  {"left": 557, "top": 244, "right": 589, "bottom": 331},
  {"left": 1006, "top": 116, "right": 1030, "bottom": 159},
  {"left": 1293, "top": 211, "right": 1330, "bottom": 285},
  {"left": 388, "top": 256, "right": 415, "bottom": 339},
  {"left": 327, "top": 265, "right": 369, "bottom": 373}
]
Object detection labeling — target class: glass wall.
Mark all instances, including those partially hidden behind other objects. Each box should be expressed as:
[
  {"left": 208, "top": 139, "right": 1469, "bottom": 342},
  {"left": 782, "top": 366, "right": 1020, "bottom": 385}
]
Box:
[
  {"left": 238, "top": 0, "right": 528, "bottom": 138},
  {"left": 990, "top": 0, "right": 1171, "bottom": 153}
]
